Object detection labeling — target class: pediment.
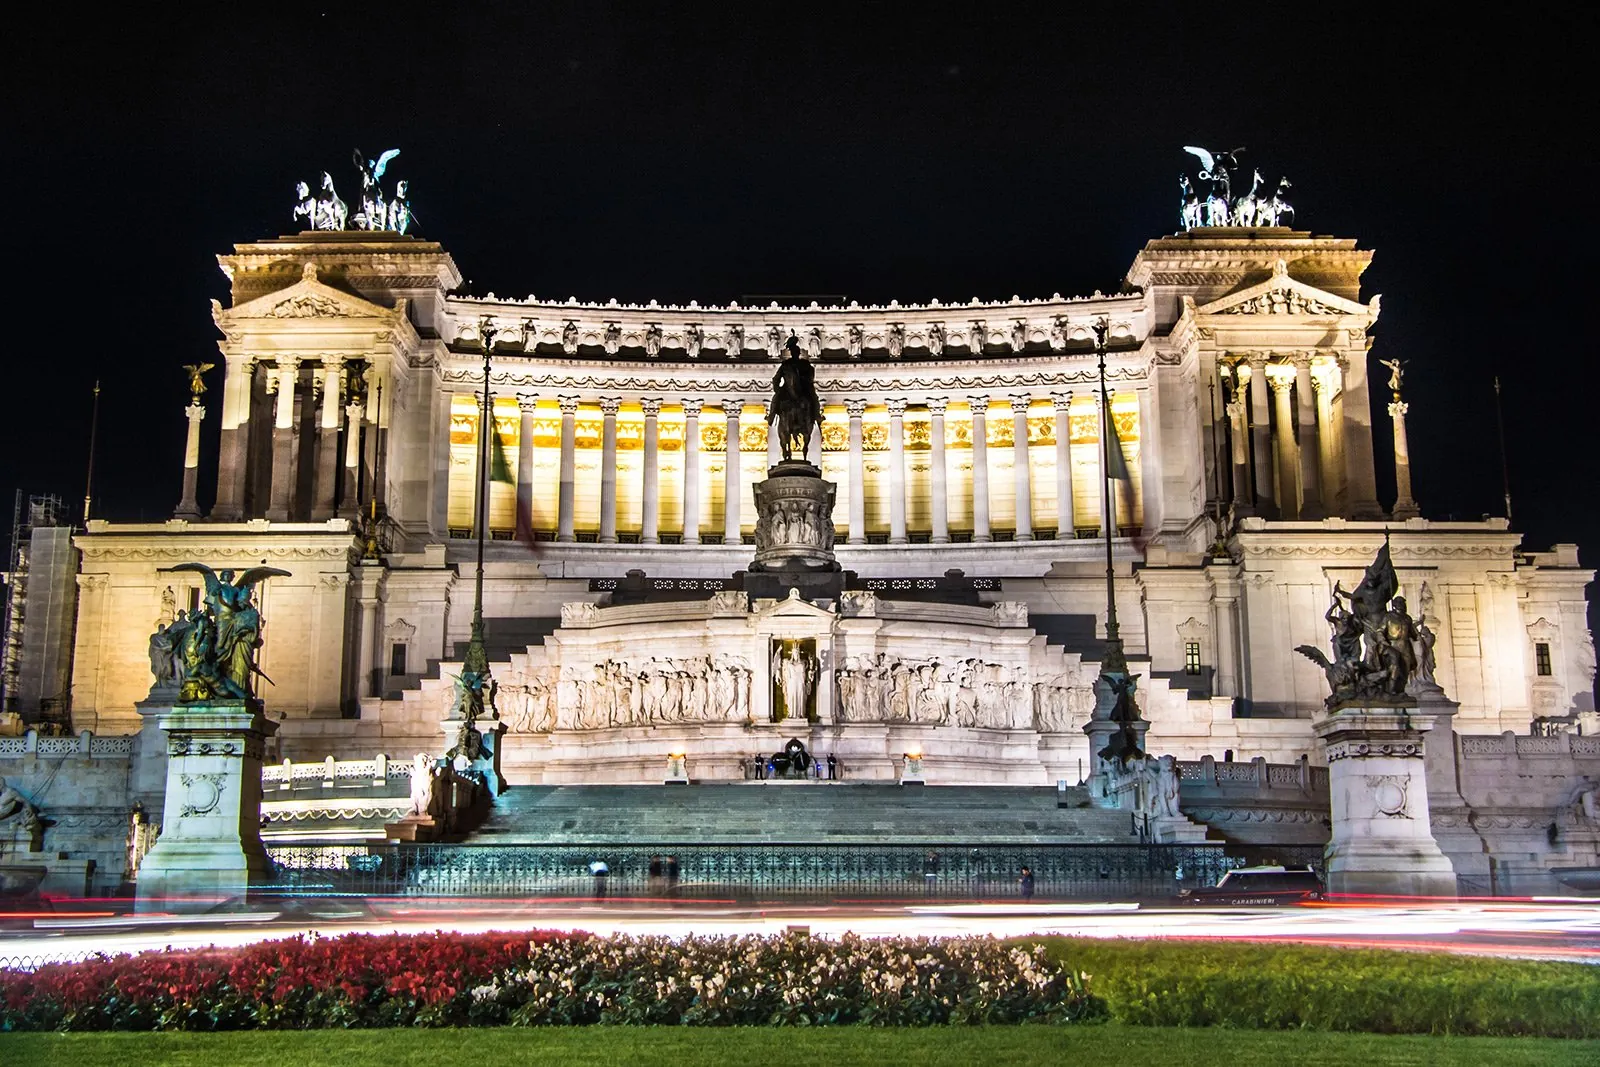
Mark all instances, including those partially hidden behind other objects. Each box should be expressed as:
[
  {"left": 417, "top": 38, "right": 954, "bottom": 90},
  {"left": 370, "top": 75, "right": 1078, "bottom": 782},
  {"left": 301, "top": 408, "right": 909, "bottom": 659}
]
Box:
[
  {"left": 220, "top": 263, "right": 399, "bottom": 323},
  {"left": 1197, "top": 260, "right": 1371, "bottom": 319},
  {"left": 753, "top": 587, "right": 837, "bottom": 621}
]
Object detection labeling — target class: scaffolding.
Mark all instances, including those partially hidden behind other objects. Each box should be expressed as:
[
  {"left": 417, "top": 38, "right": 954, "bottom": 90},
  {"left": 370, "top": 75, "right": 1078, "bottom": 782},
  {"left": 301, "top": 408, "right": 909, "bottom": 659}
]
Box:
[{"left": 1, "top": 492, "right": 65, "bottom": 714}]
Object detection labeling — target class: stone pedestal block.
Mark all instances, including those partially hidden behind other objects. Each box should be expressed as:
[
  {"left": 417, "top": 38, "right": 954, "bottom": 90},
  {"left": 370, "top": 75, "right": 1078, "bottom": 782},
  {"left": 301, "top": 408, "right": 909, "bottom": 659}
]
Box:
[
  {"left": 135, "top": 701, "right": 277, "bottom": 912},
  {"left": 751, "top": 462, "right": 837, "bottom": 573},
  {"left": 1314, "top": 705, "right": 1456, "bottom": 898}
]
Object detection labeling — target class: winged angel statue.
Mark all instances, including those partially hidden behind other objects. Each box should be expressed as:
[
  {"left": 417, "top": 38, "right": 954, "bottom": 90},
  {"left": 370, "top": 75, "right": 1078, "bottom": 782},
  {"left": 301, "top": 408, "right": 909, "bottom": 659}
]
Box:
[{"left": 147, "top": 564, "right": 291, "bottom": 702}]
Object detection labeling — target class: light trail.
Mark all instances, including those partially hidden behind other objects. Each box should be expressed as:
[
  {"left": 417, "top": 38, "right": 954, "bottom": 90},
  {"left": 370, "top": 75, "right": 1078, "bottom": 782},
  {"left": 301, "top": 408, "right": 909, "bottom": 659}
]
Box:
[{"left": 4, "top": 900, "right": 1599, "bottom": 968}]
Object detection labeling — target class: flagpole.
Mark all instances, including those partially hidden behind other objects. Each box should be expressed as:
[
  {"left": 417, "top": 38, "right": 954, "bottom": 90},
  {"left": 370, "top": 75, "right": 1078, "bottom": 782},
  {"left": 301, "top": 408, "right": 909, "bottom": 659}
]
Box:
[
  {"left": 1093, "top": 318, "right": 1127, "bottom": 674},
  {"left": 1492, "top": 376, "right": 1513, "bottom": 524}
]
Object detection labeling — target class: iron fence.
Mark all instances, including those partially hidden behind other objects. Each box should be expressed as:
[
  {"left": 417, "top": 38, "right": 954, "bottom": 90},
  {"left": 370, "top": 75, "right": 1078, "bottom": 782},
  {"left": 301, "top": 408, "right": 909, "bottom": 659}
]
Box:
[{"left": 265, "top": 841, "right": 1325, "bottom": 901}]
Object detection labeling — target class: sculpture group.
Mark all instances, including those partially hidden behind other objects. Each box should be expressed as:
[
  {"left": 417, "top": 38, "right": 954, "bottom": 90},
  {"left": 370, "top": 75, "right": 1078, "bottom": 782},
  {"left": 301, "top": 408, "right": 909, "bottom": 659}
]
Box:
[
  {"left": 147, "top": 564, "right": 289, "bottom": 703},
  {"left": 1179, "top": 147, "right": 1293, "bottom": 230},
  {"left": 498, "top": 654, "right": 758, "bottom": 732},
  {"left": 293, "top": 148, "right": 416, "bottom": 234},
  {"left": 1294, "top": 540, "right": 1436, "bottom": 710}
]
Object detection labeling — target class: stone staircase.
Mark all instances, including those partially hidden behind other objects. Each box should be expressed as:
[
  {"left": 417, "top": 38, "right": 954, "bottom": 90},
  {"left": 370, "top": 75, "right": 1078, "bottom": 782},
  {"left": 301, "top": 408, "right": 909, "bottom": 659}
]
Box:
[{"left": 468, "top": 783, "right": 1142, "bottom": 845}]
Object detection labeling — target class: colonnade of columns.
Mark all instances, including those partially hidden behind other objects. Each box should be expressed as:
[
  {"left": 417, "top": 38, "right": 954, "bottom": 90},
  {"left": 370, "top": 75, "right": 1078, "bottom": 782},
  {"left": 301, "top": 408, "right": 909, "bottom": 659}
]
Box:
[
  {"left": 206, "top": 355, "right": 374, "bottom": 523},
  {"left": 478, "top": 391, "right": 1137, "bottom": 545},
  {"left": 1220, "top": 355, "right": 1344, "bottom": 521}
]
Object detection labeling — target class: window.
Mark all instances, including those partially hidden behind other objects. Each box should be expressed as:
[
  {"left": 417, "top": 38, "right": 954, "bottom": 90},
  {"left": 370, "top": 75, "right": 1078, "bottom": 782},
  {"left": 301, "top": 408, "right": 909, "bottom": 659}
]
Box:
[
  {"left": 1184, "top": 641, "right": 1202, "bottom": 676},
  {"left": 389, "top": 642, "right": 408, "bottom": 678},
  {"left": 1535, "top": 642, "right": 1552, "bottom": 677}
]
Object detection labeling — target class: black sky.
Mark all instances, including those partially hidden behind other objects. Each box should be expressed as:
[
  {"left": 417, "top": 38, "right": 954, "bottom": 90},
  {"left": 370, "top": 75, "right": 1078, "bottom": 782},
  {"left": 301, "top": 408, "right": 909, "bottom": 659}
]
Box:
[{"left": 2, "top": 4, "right": 1594, "bottom": 634}]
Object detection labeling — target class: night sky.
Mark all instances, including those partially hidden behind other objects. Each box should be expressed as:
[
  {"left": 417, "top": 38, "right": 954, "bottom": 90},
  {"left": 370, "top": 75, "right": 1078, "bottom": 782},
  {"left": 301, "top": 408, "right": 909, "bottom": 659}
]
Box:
[{"left": 3, "top": 5, "right": 1594, "bottom": 637}]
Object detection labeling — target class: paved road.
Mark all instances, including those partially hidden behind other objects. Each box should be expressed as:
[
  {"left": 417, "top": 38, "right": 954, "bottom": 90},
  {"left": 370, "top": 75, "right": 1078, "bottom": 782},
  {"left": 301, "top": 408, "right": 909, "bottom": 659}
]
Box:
[{"left": 5, "top": 899, "right": 1600, "bottom": 966}]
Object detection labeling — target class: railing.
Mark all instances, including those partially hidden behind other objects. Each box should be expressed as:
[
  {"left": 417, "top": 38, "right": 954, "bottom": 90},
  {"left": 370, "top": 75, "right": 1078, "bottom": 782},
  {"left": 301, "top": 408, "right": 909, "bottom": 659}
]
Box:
[
  {"left": 263, "top": 753, "right": 418, "bottom": 789},
  {"left": 264, "top": 841, "right": 1326, "bottom": 901},
  {"left": 1176, "top": 756, "right": 1327, "bottom": 794},
  {"left": 0, "top": 730, "right": 134, "bottom": 759},
  {"left": 1459, "top": 733, "right": 1600, "bottom": 759}
]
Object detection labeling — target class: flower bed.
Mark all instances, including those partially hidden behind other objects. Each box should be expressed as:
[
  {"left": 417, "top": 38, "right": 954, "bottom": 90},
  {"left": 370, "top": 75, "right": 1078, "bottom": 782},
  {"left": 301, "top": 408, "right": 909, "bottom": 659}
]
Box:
[{"left": 0, "top": 932, "right": 1099, "bottom": 1031}]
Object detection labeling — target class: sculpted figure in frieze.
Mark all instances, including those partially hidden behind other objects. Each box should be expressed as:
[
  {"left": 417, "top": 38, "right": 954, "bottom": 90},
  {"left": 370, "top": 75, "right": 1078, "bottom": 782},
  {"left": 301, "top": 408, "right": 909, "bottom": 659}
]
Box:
[
  {"left": 538, "top": 654, "right": 758, "bottom": 731},
  {"left": 834, "top": 654, "right": 1046, "bottom": 729},
  {"left": 926, "top": 322, "right": 945, "bottom": 356}
]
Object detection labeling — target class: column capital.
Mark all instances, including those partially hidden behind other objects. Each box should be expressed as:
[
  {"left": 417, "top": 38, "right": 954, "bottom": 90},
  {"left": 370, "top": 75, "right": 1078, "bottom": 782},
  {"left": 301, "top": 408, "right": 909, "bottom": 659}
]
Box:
[
  {"left": 1050, "top": 391, "right": 1073, "bottom": 412},
  {"left": 639, "top": 397, "right": 663, "bottom": 417},
  {"left": 926, "top": 396, "right": 948, "bottom": 416},
  {"left": 1264, "top": 362, "right": 1297, "bottom": 391},
  {"left": 884, "top": 397, "right": 907, "bottom": 417},
  {"left": 1310, "top": 360, "right": 1343, "bottom": 395},
  {"left": 845, "top": 398, "right": 868, "bottom": 418},
  {"left": 1245, "top": 352, "right": 1269, "bottom": 370},
  {"left": 681, "top": 398, "right": 704, "bottom": 417},
  {"left": 724, "top": 401, "right": 744, "bottom": 421},
  {"left": 968, "top": 395, "right": 990, "bottom": 414},
  {"left": 1008, "top": 391, "right": 1033, "bottom": 410},
  {"left": 1388, "top": 399, "right": 1409, "bottom": 418},
  {"left": 1290, "top": 351, "right": 1315, "bottom": 369},
  {"left": 1224, "top": 399, "right": 1245, "bottom": 421},
  {"left": 598, "top": 396, "right": 622, "bottom": 417},
  {"left": 516, "top": 392, "right": 540, "bottom": 414},
  {"left": 558, "top": 395, "right": 581, "bottom": 416},
  {"left": 185, "top": 402, "right": 206, "bottom": 421}
]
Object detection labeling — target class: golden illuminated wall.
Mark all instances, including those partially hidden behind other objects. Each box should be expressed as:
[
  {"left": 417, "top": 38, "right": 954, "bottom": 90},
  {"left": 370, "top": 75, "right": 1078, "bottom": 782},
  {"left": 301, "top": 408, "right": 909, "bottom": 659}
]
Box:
[{"left": 447, "top": 395, "right": 522, "bottom": 532}]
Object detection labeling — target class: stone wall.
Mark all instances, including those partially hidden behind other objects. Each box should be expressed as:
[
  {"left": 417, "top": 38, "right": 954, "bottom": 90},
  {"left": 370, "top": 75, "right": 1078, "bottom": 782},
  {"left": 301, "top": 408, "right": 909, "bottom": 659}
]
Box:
[{"left": 0, "top": 730, "right": 139, "bottom": 895}]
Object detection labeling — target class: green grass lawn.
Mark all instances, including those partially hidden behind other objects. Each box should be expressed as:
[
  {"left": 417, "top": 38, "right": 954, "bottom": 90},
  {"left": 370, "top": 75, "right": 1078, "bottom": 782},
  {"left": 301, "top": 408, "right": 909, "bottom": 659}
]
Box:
[{"left": 6, "top": 1025, "right": 1598, "bottom": 1067}]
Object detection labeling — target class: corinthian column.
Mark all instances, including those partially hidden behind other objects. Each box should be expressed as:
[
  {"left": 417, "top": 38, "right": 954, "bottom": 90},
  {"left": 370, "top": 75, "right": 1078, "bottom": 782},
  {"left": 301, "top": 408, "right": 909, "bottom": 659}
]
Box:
[
  {"left": 1389, "top": 396, "right": 1420, "bottom": 519},
  {"left": 640, "top": 398, "right": 661, "bottom": 544},
  {"left": 969, "top": 396, "right": 992, "bottom": 542},
  {"left": 846, "top": 399, "right": 867, "bottom": 544},
  {"left": 1294, "top": 356, "right": 1322, "bottom": 517},
  {"left": 1246, "top": 356, "right": 1275, "bottom": 516},
  {"left": 210, "top": 356, "right": 252, "bottom": 521},
  {"left": 339, "top": 395, "right": 363, "bottom": 518},
  {"left": 1265, "top": 362, "right": 1301, "bottom": 520},
  {"left": 1009, "top": 392, "right": 1033, "bottom": 541},
  {"left": 598, "top": 397, "right": 621, "bottom": 543},
  {"left": 682, "top": 400, "right": 702, "bottom": 544},
  {"left": 723, "top": 402, "right": 743, "bottom": 542},
  {"left": 311, "top": 361, "right": 341, "bottom": 519},
  {"left": 1051, "top": 392, "right": 1073, "bottom": 539},
  {"left": 886, "top": 398, "right": 908, "bottom": 544},
  {"left": 265, "top": 361, "right": 297, "bottom": 522},
  {"left": 1311, "top": 362, "right": 1341, "bottom": 515},
  {"left": 927, "top": 397, "right": 949, "bottom": 543},
  {"left": 174, "top": 399, "right": 205, "bottom": 519},
  {"left": 515, "top": 394, "right": 537, "bottom": 539},
  {"left": 557, "top": 395, "right": 579, "bottom": 542}
]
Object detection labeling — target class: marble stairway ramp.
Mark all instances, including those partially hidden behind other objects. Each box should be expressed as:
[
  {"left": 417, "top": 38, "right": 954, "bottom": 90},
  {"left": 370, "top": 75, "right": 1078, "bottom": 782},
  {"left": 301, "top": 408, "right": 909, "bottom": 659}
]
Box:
[{"left": 468, "top": 783, "right": 1142, "bottom": 845}]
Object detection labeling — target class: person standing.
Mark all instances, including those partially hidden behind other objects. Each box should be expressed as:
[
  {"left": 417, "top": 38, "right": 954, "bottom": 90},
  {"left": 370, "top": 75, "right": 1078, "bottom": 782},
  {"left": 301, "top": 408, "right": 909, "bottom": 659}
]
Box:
[{"left": 1019, "top": 866, "right": 1035, "bottom": 900}]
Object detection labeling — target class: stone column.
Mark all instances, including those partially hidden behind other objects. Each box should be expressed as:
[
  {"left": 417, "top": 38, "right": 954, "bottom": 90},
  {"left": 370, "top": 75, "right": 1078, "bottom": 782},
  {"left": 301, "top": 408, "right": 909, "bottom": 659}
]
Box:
[
  {"left": 557, "top": 395, "right": 579, "bottom": 543},
  {"left": 723, "top": 402, "right": 743, "bottom": 543},
  {"left": 338, "top": 396, "right": 363, "bottom": 518},
  {"left": 1246, "top": 356, "right": 1275, "bottom": 516},
  {"left": 134, "top": 700, "right": 278, "bottom": 912},
  {"left": 885, "top": 398, "right": 908, "bottom": 544},
  {"left": 1266, "top": 362, "right": 1301, "bottom": 520},
  {"left": 1314, "top": 707, "right": 1456, "bottom": 897},
  {"left": 1051, "top": 392, "right": 1073, "bottom": 539},
  {"left": 846, "top": 399, "right": 867, "bottom": 544},
  {"left": 969, "top": 396, "right": 991, "bottom": 542},
  {"left": 640, "top": 398, "right": 661, "bottom": 544},
  {"left": 1389, "top": 396, "right": 1420, "bottom": 519},
  {"left": 265, "top": 362, "right": 297, "bottom": 522},
  {"left": 1312, "top": 362, "right": 1341, "bottom": 516},
  {"left": 682, "top": 400, "right": 702, "bottom": 544},
  {"left": 598, "top": 397, "right": 621, "bottom": 543},
  {"left": 311, "top": 362, "right": 341, "bottom": 519},
  {"left": 927, "top": 397, "right": 950, "bottom": 543},
  {"left": 1225, "top": 365, "right": 1252, "bottom": 511},
  {"left": 211, "top": 356, "right": 252, "bottom": 521},
  {"left": 515, "top": 394, "right": 537, "bottom": 539},
  {"left": 174, "top": 400, "right": 206, "bottom": 519},
  {"left": 1294, "top": 356, "right": 1322, "bottom": 517},
  {"left": 1009, "top": 392, "right": 1033, "bottom": 541}
]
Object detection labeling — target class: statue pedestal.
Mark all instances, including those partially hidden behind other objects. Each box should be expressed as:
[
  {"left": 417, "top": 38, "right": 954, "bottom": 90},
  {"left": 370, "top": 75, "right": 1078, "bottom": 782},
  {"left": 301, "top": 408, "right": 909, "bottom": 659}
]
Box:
[
  {"left": 1314, "top": 705, "right": 1456, "bottom": 899},
  {"left": 751, "top": 462, "right": 837, "bottom": 573},
  {"left": 136, "top": 700, "right": 277, "bottom": 912}
]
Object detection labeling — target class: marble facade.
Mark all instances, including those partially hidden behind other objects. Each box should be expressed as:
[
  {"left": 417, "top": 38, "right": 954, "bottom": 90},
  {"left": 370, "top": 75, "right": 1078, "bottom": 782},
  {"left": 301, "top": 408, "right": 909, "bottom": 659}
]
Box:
[{"left": 47, "top": 225, "right": 1591, "bottom": 785}]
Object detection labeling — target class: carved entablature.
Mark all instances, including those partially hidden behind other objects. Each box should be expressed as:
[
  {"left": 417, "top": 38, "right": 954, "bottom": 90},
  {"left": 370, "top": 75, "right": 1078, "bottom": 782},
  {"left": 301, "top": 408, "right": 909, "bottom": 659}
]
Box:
[{"left": 1196, "top": 261, "right": 1372, "bottom": 324}]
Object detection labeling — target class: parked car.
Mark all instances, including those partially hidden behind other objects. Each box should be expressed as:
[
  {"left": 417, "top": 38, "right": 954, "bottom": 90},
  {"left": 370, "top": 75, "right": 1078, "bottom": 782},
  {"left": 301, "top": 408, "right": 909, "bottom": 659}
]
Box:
[{"left": 1180, "top": 864, "right": 1324, "bottom": 905}]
